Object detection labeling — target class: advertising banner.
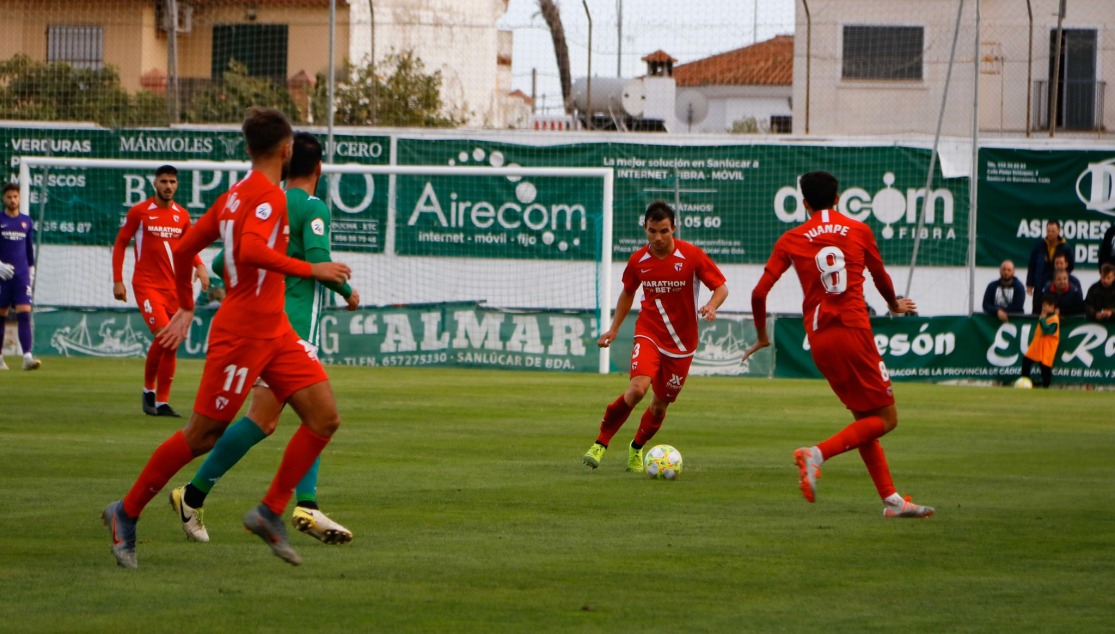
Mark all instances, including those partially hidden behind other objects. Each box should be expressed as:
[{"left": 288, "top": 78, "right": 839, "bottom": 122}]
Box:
[
  {"left": 1, "top": 127, "right": 390, "bottom": 252},
  {"left": 34, "top": 306, "right": 776, "bottom": 377},
  {"left": 36, "top": 304, "right": 601, "bottom": 372},
  {"left": 978, "top": 147, "right": 1115, "bottom": 268},
  {"left": 398, "top": 139, "right": 969, "bottom": 265},
  {"left": 774, "top": 313, "right": 1115, "bottom": 383}
]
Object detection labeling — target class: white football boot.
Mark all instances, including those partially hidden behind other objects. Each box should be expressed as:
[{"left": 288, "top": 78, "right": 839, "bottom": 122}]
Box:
[
  {"left": 292, "top": 506, "right": 353, "bottom": 545},
  {"left": 169, "top": 486, "right": 210, "bottom": 542}
]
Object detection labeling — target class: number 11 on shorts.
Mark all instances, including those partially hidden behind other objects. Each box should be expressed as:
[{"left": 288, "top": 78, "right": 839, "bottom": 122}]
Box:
[{"left": 223, "top": 364, "right": 249, "bottom": 394}]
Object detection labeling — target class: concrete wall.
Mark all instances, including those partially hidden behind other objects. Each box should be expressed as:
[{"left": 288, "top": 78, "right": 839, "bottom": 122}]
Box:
[
  {"left": 0, "top": 1, "right": 348, "bottom": 91},
  {"left": 691, "top": 86, "right": 793, "bottom": 134},
  {"left": 0, "top": 0, "right": 159, "bottom": 92},
  {"left": 347, "top": 0, "right": 512, "bottom": 127},
  {"left": 793, "top": 0, "right": 1115, "bottom": 136},
  {"left": 177, "top": 3, "right": 348, "bottom": 84}
]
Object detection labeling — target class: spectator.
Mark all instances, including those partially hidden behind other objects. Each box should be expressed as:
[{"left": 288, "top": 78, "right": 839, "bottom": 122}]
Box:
[
  {"left": 1084, "top": 263, "right": 1115, "bottom": 322},
  {"left": 195, "top": 275, "right": 225, "bottom": 309},
  {"left": 1043, "top": 269, "right": 1085, "bottom": 316},
  {"left": 1021, "top": 293, "right": 1060, "bottom": 389},
  {"left": 887, "top": 295, "right": 918, "bottom": 317},
  {"left": 1026, "top": 220, "right": 1073, "bottom": 314},
  {"left": 1052, "top": 252, "right": 1081, "bottom": 289},
  {"left": 203, "top": 285, "right": 225, "bottom": 309},
  {"left": 982, "top": 259, "right": 1026, "bottom": 321}
]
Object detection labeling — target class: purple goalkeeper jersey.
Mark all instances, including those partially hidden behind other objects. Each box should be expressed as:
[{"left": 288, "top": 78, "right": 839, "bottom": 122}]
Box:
[{"left": 0, "top": 212, "right": 35, "bottom": 273}]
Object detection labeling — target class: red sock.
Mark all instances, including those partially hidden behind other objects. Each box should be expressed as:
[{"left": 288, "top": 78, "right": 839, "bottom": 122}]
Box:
[
  {"left": 156, "top": 349, "right": 177, "bottom": 403},
  {"left": 858, "top": 439, "right": 897, "bottom": 499},
  {"left": 143, "top": 341, "right": 164, "bottom": 392},
  {"left": 633, "top": 408, "right": 666, "bottom": 447},
  {"left": 595, "top": 394, "right": 634, "bottom": 447},
  {"left": 122, "top": 431, "right": 194, "bottom": 518},
  {"left": 262, "top": 425, "right": 331, "bottom": 515},
  {"left": 816, "top": 415, "right": 887, "bottom": 460}
]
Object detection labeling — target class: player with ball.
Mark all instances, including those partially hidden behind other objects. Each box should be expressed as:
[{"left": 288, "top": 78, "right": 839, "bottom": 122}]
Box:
[{"left": 583, "top": 201, "right": 728, "bottom": 473}]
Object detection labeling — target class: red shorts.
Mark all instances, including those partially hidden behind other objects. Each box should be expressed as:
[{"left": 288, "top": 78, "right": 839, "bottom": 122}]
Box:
[
  {"left": 808, "top": 322, "right": 894, "bottom": 412},
  {"left": 133, "top": 286, "right": 177, "bottom": 333},
  {"left": 630, "top": 336, "right": 693, "bottom": 403},
  {"left": 194, "top": 326, "right": 329, "bottom": 421}
]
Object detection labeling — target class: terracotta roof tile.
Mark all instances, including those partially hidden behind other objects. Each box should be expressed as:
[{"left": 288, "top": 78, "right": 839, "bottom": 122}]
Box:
[
  {"left": 642, "top": 50, "right": 678, "bottom": 63},
  {"left": 674, "top": 35, "right": 793, "bottom": 87},
  {"left": 508, "top": 89, "right": 534, "bottom": 106}
]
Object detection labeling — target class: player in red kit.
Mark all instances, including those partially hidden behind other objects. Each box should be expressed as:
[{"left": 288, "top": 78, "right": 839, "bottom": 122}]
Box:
[
  {"left": 113, "top": 165, "right": 209, "bottom": 417},
  {"left": 583, "top": 201, "right": 728, "bottom": 471},
  {"left": 101, "top": 108, "right": 353, "bottom": 569},
  {"left": 746, "top": 171, "right": 934, "bottom": 518}
]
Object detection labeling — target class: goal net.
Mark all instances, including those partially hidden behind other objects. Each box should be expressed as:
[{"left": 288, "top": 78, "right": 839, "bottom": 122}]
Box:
[{"left": 17, "top": 157, "right": 615, "bottom": 371}]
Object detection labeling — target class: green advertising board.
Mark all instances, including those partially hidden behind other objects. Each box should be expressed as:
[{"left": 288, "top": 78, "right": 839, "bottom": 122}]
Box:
[
  {"left": 35, "top": 304, "right": 603, "bottom": 372},
  {"left": 32, "top": 306, "right": 776, "bottom": 377},
  {"left": 32, "top": 307, "right": 1115, "bottom": 383},
  {"left": 1, "top": 126, "right": 390, "bottom": 252},
  {"left": 398, "top": 138, "right": 970, "bottom": 265},
  {"left": 978, "top": 146, "right": 1115, "bottom": 268},
  {"left": 775, "top": 313, "right": 1115, "bottom": 383}
]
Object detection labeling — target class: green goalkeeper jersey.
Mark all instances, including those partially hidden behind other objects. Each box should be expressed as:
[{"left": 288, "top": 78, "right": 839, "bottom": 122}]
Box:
[{"left": 211, "top": 187, "right": 351, "bottom": 348}]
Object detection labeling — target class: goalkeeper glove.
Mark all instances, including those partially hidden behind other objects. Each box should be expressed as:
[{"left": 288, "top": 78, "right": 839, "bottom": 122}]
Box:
[{"left": 0, "top": 261, "right": 14, "bottom": 281}]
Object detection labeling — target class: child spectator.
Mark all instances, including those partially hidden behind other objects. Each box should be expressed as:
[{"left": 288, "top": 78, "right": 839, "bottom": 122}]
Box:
[{"left": 1021, "top": 294, "right": 1060, "bottom": 388}]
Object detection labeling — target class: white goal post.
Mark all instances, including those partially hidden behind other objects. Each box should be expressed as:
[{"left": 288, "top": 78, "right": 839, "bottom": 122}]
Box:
[{"left": 18, "top": 156, "right": 616, "bottom": 373}]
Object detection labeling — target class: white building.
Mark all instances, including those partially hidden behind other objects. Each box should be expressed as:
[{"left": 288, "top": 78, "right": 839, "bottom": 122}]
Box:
[
  {"left": 673, "top": 36, "right": 794, "bottom": 134},
  {"left": 792, "top": 0, "right": 1115, "bottom": 136},
  {"left": 347, "top": 0, "right": 530, "bottom": 128}
]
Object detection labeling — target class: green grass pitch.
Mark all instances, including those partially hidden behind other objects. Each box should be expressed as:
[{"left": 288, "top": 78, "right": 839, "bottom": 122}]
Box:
[{"left": 1, "top": 358, "right": 1113, "bottom": 633}]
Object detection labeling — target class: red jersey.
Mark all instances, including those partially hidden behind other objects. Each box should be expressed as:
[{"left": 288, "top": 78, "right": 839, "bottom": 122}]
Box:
[
  {"left": 622, "top": 239, "right": 726, "bottom": 357},
  {"left": 112, "top": 198, "right": 200, "bottom": 290},
  {"left": 752, "top": 209, "right": 896, "bottom": 332},
  {"left": 173, "top": 171, "right": 312, "bottom": 340}
]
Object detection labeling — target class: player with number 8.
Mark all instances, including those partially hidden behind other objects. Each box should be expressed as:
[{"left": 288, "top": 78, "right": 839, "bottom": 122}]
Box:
[{"left": 745, "top": 171, "right": 934, "bottom": 519}]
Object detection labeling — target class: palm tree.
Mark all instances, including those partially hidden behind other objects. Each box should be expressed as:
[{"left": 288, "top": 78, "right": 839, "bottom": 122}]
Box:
[{"left": 538, "top": 0, "right": 573, "bottom": 114}]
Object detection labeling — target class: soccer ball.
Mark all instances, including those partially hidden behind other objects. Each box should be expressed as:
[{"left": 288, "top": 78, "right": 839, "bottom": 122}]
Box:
[
  {"left": 1014, "top": 377, "right": 1033, "bottom": 389},
  {"left": 644, "top": 445, "right": 683, "bottom": 480}
]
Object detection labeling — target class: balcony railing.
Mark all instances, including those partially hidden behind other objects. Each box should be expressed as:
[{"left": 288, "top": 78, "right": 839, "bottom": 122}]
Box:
[{"left": 1033, "top": 79, "right": 1106, "bottom": 132}]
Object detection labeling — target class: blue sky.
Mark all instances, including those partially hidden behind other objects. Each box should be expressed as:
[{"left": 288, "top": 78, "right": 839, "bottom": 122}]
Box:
[{"left": 501, "top": 0, "right": 796, "bottom": 113}]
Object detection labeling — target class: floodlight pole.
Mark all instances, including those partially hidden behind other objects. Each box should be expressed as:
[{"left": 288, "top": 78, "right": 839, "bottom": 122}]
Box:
[
  {"left": 968, "top": 0, "right": 981, "bottom": 314},
  {"left": 583, "top": 0, "right": 593, "bottom": 130},
  {"left": 1049, "top": 0, "right": 1066, "bottom": 137},
  {"left": 327, "top": 0, "right": 337, "bottom": 164},
  {"left": 616, "top": 0, "right": 623, "bottom": 77},
  {"left": 1025, "top": 0, "right": 1033, "bottom": 136},
  {"left": 165, "top": 0, "right": 180, "bottom": 124},
  {"left": 802, "top": 0, "right": 811, "bottom": 134}
]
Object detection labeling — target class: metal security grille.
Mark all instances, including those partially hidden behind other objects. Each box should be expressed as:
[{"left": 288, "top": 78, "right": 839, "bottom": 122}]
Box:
[
  {"left": 46, "top": 26, "right": 104, "bottom": 70},
  {"left": 211, "top": 24, "right": 288, "bottom": 82},
  {"left": 842, "top": 25, "right": 924, "bottom": 81}
]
